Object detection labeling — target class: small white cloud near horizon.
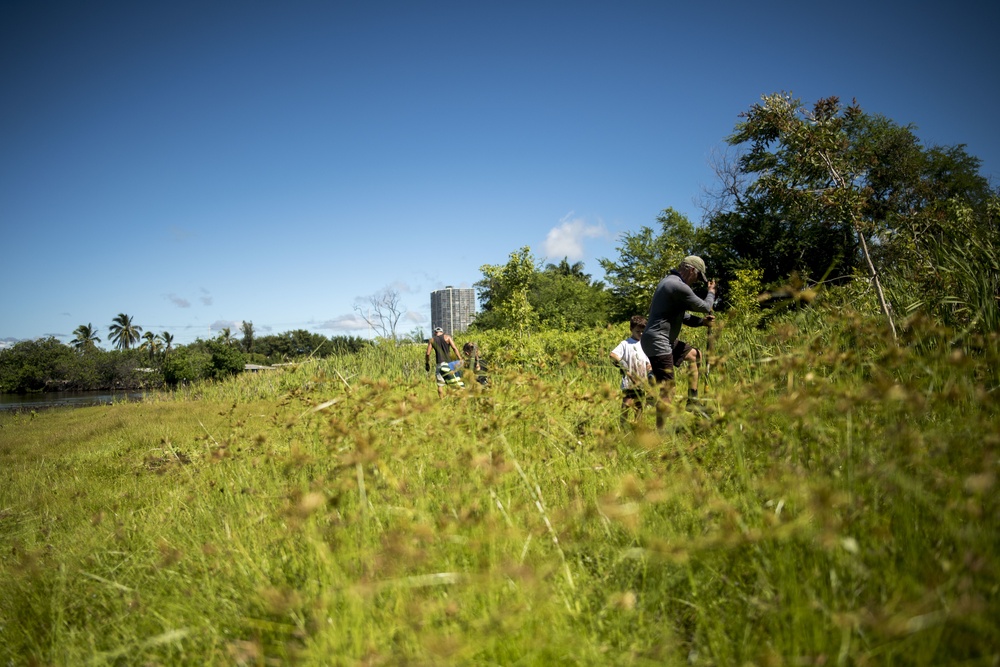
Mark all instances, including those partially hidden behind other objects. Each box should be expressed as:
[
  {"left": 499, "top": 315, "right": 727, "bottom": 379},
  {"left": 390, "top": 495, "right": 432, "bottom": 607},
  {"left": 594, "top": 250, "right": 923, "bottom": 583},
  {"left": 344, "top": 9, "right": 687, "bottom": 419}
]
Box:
[
  {"left": 543, "top": 213, "right": 608, "bottom": 262},
  {"left": 209, "top": 320, "right": 244, "bottom": 333},
  {"left": 319, "top": 313, "right": 370, "bottom": 333}
]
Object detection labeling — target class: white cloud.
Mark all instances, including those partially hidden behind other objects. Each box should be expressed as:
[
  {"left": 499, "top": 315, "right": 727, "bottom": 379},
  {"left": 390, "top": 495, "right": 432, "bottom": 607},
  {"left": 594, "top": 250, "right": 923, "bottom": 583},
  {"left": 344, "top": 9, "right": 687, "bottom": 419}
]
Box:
[
  {"left": 210, "top": 320, "right": 243, "bottom": 333},
  {"left": 543, "top": 213, "right": 607, "bottom": 261},
  {"left": 319, "top": 314, "right": 370, "bottom": 332}
]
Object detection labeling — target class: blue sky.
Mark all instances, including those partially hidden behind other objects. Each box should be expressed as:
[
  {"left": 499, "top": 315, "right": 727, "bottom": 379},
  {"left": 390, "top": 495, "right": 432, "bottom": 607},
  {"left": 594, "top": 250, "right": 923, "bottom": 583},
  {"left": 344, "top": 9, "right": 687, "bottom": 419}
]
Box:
[{"left": 2, "top": 1, "right": 997, "bottom": 348}]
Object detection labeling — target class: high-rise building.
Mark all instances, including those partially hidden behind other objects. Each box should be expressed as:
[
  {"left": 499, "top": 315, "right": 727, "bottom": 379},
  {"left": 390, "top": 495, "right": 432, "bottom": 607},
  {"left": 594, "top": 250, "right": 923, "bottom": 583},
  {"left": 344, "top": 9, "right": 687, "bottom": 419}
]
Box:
[{"left": 430, "top": 286, "right": 476, "bottom": 335}]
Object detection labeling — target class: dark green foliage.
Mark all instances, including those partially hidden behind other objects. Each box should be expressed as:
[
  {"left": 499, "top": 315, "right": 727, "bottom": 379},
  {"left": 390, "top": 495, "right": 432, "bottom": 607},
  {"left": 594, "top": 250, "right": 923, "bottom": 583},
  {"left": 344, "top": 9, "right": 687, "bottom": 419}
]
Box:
[
  {"left": 474, "top": 249, "right": 612, "bottom": 332},
  {"left": 0, "top": 339, "right": 152, "bottom": 393},
  {"left": 0, "top": 338, "right": 76, "bottom": 392},
  {"left": 531, "top": 261, "right": 611, "bottom": 330},
  {"left": 254, "top": 330, "right": 369, "bottom": 361},
  {"left": 1, "top": 330, "right": 374, "bottom": 393},
  {"left": 598, "top": 208, "right": 700, "bottom": 321},
  {"left": 162, "top": 346, "right": 213, "bottom": 385},
  {"left": 240, "top": 321, "right": 255, "bottom": 354},
  {"left": 207, "top": 341, "right": 245, "bottom": 379},
  {"left": 700, "top": 93, "right": 998, "bottom": 335}
]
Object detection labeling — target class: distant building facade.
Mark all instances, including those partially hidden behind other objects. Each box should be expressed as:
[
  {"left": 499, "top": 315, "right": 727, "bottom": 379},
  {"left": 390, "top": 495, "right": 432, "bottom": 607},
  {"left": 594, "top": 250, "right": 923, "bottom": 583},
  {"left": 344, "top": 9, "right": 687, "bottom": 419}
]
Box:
[{"left": 430, "top": 286, "right": 476, "bottom": 335}]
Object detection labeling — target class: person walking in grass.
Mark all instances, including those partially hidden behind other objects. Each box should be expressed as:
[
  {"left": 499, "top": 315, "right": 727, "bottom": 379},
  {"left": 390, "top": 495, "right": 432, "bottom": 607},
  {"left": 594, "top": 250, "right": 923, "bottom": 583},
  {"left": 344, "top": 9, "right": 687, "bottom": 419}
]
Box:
[
  {"left": 641, "top": 255, "right": 716, "bottom": 428},
  {"left": 461, "top": 342, "right": 488, "bottom": 386},
  {"left": 425, "top": 327, "right": 464, "bottom": 397},
  {"left": 609, "top": 315, "right": 653, "bottom": 425}
]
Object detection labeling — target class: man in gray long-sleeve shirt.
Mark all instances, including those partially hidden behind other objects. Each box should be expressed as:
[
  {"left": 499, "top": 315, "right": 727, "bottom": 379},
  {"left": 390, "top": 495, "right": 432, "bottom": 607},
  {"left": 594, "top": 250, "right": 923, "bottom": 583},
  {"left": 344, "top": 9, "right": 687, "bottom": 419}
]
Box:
[{"left": 641, "top": 255, "right": 716, "bottom": 428}]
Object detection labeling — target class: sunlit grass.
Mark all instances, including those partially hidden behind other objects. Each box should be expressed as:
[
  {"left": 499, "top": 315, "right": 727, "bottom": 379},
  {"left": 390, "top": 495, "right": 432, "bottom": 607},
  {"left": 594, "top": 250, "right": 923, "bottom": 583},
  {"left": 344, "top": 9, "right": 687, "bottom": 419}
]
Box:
[{"left": 1, "top": 303, "right": 997, "bottom": 665}]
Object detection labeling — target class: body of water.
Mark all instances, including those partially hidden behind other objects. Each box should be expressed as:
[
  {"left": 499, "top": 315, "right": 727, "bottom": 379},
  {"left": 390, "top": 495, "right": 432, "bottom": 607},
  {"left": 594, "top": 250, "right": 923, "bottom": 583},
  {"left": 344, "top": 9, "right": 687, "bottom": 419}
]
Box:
[{"left": 0, "top": 390, "right": 151, "bottom": 412}]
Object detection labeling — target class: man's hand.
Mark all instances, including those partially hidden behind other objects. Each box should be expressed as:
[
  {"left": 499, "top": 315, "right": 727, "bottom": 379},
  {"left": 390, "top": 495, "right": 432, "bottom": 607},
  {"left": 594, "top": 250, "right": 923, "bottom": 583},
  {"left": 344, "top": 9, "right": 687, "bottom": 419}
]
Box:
[{"left": 707, "top": 279, "right": 717, "bottom": 293}]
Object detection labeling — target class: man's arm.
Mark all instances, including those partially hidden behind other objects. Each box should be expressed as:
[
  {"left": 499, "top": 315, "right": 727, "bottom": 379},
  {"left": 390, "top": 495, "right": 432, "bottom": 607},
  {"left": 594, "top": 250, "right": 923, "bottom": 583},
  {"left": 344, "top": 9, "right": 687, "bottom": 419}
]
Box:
[{"left": 447, "top": 336, "right": 462, "bottom": 359}]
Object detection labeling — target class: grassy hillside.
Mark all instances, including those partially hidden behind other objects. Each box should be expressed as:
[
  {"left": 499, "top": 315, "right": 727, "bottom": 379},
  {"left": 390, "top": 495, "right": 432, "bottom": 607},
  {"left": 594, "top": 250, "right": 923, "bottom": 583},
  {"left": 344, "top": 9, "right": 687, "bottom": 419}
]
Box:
[{"left": 1, "top": 301, "right": 997, "bottom": 665}]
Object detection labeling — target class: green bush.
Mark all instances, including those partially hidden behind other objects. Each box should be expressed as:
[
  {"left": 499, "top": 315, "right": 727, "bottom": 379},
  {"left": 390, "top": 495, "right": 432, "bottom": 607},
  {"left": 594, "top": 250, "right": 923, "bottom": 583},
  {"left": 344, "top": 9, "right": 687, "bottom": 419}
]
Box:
[
  {"left": 162, "top": 347, "right": 213, "bottom": 385},
  {"left": 207, "top": 341, "right": 246, "bottom": 380}
]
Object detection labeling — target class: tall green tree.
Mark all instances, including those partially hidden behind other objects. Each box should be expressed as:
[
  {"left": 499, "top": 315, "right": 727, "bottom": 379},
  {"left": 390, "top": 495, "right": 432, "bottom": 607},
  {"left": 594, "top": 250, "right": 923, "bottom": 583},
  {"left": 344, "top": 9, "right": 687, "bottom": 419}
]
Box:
[
  {"left": 473, "top": 247, "right": 539, "bottom": 333},
  {"left": 598, "top": 208, "right": 699, "bottom": 321},
  {"left": 217, "top": 327, "right": 236, "bottom": 346},
  {"left": 474, "top": 249, "right": 612, "bottom": 331},
  {"left": 70, "top": 324, "right": 101, "bottom": 352},
  {"left": 158, "top": 331, "right": 174, "bottom": 354},
  {"left": 255, "top": 330, "right": 332, "bottom": 360},
  {"left": 240, "top": 321, "right": 255, "bottom": 354},
  {"left": 108, "top": 313, "right": 142, "bottom": 351},
  {"left": 531, "top": 260, "right": 611, "bottom": 330},
  {"left": 702, "top": 93, "right": 996, "bottom": 336},
  {"left": 140, "top": 331, "right": 160, "bottom": 362}
]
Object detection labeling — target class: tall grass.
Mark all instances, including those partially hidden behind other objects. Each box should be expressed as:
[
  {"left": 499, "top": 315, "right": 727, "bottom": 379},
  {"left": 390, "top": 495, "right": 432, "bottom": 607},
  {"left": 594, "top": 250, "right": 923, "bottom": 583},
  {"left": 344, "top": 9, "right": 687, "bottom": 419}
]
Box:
[{"left": 1, "top": 299, "right": 997, "bottom": 665}]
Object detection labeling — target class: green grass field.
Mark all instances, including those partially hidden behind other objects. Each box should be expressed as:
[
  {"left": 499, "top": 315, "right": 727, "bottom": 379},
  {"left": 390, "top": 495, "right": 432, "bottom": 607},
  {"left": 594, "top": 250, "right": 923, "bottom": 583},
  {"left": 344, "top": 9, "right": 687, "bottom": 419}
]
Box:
[{"left": 2, "top": 305, "right": 997, "bottom": 665}]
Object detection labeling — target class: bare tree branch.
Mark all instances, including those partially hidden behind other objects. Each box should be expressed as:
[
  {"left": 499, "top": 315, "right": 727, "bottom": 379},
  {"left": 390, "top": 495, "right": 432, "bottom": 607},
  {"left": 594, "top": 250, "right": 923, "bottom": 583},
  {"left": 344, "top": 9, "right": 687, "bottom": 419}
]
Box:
[
  {"left": 698, "top": 145, "right": 749, "bottom": 220},
  {"left": 354, "top": 287, "right": 404, "bottom": 340}
]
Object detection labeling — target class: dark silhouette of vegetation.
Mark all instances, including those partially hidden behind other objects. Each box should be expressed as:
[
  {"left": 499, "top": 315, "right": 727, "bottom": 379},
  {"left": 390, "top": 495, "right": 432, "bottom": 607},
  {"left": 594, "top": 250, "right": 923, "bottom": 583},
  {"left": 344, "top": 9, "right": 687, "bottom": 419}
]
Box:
[{"left": 1, "top": 330, "right": 373, "bottom": 393}]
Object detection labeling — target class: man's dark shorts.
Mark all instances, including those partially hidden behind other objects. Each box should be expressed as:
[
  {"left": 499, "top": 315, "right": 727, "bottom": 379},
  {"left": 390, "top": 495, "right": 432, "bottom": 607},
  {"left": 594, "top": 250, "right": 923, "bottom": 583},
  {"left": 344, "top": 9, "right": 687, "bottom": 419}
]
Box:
[{"left": 648, "top": 340, "right": 695, "bottom": 383}]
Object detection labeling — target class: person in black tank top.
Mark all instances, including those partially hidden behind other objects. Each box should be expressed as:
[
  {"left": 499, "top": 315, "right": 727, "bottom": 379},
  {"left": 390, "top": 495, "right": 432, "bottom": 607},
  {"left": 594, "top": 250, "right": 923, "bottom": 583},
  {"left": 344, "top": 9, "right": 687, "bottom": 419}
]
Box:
[{"left": 425, "top": 327, "right": 463, "bottom": 397}]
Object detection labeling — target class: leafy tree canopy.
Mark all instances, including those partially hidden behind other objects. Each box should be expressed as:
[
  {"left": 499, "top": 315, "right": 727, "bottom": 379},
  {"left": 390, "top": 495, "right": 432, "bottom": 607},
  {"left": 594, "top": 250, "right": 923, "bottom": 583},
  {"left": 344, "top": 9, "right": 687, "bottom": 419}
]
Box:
[
  {"left": 474, "top": 248, "right": 612, "bottom": 332},
  {"left": 598, "top": 208, "right": 699, "bottom": 321},
  {"left": 702, "top": 93, "right": 995, "bottom": 292},
  {"left": 474, "top": 247, "right": 540, "bottom": 333}
]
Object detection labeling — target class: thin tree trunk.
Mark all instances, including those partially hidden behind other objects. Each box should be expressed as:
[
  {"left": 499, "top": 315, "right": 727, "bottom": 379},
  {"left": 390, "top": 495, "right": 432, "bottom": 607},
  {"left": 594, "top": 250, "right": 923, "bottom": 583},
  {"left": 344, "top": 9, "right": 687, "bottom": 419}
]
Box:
[
  {"left": 820, "top": 153, "right": 898, "bottom": 343},
  {"left": 857, "top": 228, "right": 897, "bottom": 343}
]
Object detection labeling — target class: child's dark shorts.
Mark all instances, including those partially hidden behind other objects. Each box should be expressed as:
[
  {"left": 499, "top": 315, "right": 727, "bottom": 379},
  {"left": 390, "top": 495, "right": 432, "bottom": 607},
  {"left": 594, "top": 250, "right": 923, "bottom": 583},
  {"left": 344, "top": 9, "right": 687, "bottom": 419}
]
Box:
[{"left": 622, "top": 388, "right": 644, "bottom": 402}]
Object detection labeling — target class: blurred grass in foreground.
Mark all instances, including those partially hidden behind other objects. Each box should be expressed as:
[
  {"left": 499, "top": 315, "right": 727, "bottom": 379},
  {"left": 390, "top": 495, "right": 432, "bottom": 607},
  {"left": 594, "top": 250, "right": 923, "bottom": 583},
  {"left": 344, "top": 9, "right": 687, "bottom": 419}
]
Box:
[{"left": 1, "top": 297, "right": 997, "bottom": 665}]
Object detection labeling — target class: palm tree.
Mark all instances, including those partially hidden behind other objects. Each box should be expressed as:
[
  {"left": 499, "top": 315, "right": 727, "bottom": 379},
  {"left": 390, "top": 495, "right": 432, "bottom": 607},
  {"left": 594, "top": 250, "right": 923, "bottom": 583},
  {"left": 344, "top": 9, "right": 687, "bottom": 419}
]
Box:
[
  {"left": 545, "top": 257, "right": 590, "bottom": 281},
  {"left": 140, "top": 331, "right": 161, "bottom": 362},
  {"left": 70, "top": 323, "right": 101, "bottom": 351},
  {"left": 158, "top": 331, "right": 174, "bottom": 354},
  {"left": 217, "top": 327, "right": 236, "bottom": 346},
  {"left": 108, "top": 313, "right": 142, "bottom": 350}
]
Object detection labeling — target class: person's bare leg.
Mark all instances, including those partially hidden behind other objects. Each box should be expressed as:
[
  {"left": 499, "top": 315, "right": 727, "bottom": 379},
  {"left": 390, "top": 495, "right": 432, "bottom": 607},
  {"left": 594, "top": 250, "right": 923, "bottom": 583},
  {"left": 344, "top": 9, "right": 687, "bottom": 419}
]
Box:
[
  {"left": 686, "top": 349, "right": 700, "bottom": 396},
  {"left": 655, "top": 381, "right": 673, "bottom": 430}
]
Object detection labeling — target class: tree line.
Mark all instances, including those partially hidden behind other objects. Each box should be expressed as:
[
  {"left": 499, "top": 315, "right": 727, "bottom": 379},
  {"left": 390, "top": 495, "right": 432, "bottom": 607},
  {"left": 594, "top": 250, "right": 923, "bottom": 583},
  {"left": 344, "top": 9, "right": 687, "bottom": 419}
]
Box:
[
  {"left": 474, "top": 94, "right": 998, "bottom": 340},
  {"left": 0, "top": 324, "right": 371, "bottom": 393},
  {"left": 4, "top": 93, "right": 997, "bottom": 392}
]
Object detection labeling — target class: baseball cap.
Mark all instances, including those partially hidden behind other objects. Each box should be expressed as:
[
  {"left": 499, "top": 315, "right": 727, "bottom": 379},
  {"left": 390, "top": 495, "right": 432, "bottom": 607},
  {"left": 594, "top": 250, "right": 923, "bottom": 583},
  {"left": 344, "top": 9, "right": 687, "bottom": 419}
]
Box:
[
  {"left": 433, "top": 327, "right": 444, "bottom": 333},
  {"left": 680, "top": 255, "right": 708, "bottom": 283}
]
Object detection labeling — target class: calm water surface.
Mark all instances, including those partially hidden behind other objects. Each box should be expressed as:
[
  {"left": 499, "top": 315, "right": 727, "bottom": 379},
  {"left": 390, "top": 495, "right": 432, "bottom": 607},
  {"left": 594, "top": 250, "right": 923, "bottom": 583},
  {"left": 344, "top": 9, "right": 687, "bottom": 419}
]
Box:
[{"left": 0, "top": 390, "right": 151, "bottom": 412}]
